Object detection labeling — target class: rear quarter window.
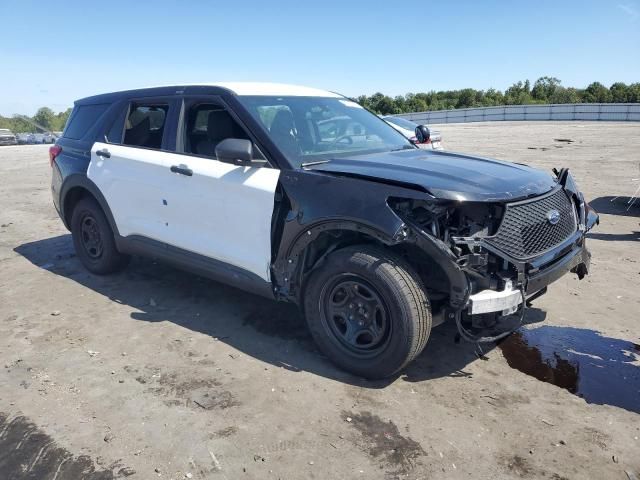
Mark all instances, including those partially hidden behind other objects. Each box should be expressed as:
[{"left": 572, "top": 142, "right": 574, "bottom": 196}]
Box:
[{"left": 64, "top": 104, "right": 109, "bottom": 140}]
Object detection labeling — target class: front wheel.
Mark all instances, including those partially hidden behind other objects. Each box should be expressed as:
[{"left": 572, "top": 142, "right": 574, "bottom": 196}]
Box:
[{"left": 303, "top": 245, "right": 431, "bottom": 379}]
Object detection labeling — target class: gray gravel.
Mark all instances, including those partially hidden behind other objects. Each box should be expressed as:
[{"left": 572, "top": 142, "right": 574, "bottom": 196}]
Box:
[{"left": 1, "top": 122, "right": 639, "bottom": 480}]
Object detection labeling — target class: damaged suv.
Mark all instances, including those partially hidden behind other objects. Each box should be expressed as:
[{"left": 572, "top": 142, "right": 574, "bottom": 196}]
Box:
[{"left": 50, "top": 83, "right": 598, "bottom": 379}]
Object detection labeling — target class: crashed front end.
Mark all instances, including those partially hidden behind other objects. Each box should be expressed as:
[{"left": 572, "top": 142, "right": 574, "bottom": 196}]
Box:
[{"left": 392, "top": 169, "right": 598, "bottom": 331}]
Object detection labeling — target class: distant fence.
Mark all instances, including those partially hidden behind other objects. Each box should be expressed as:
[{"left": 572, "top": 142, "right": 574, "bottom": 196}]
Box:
[{"left": 396, "top": 103, "right": 640, "bottom": 125}]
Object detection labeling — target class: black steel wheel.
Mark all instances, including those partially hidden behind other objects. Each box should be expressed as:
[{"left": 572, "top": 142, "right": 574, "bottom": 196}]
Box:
[
  {"left": 304, "top": 245, "right": 431, "bottom": 379},
  {"left": 80, "top": 214, "right": 103, "bottom": 259},
  {"left": 71, "top": 197, "right": 130, "bottom": 274},
  {"left": 321, "top": 275, "right": 392, "bottom": 357}
]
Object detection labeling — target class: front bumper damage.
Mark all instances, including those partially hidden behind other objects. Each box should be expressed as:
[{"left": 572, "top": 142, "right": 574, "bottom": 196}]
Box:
[
  {"left": 455, "top": 184, "right": 598, "bottom": 317},
  {"left": 468, "top": 240, "right": 592, "bottom": 316},
  {"left": 433, "top": 170, "right": 599, "bottom": 319}
]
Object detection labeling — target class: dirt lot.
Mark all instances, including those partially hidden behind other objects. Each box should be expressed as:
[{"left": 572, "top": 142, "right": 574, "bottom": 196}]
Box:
[{"left": 1, "top": 122, "right": 639, "bottom": 480}]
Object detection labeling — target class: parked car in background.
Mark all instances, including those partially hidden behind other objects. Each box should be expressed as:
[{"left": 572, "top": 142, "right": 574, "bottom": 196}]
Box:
[
  {"left": 43, "top": 132, "right": 56, "bottom": 144},
  {"left": 16, "top": 132, "right": 32, "bottom": 145},
  {"left": 32, "top": 133, "right": 45, "bottom": 144},
  {"left": 0, "top": 129, "right": 18, "bottom": 146},
  {"left": 381, "top": 116, "right": 443, "bottom": 150}
]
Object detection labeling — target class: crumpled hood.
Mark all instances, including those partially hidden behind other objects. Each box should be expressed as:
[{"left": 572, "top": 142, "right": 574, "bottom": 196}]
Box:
[{"left": 308, "top": 148, "right": 558, "bottom": 202}]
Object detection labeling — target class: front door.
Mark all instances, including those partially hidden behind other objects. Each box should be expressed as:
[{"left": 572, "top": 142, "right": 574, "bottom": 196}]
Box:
[{"left": 161, "top": 101, "right": 280, "bottom": 282}]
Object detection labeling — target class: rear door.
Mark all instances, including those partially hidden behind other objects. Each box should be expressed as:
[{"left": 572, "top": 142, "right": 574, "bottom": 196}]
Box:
[
  {"left": 161, "top": 97, "right": 280, "bottom": 282},
  {"left": 88, "top": 97, "right": 179, "bottom": 242}
]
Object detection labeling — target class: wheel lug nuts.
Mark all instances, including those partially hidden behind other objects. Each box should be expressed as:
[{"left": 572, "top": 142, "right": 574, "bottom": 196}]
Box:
[{"left": 349, "top": 304, "right": 354, "bottom": 309}]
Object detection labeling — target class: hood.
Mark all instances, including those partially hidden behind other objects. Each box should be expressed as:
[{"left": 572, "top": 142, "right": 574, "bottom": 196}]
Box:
[{"left": 308, "top": 148, "right": 557, "bottom": 202}]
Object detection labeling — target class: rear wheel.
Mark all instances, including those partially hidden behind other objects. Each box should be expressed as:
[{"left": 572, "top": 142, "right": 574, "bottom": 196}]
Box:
[
  {"left": 304, "top": 245, "right": 431, "bottom": 379},
  {"left": 71, "top": 197, "right": 130, "bottom": 274}
]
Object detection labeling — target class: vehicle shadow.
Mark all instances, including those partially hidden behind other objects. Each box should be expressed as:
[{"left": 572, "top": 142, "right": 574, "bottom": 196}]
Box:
[
  {"left": 587, "top": 231, "right": 640, "bottom": 242},
  {"left": 14, "top": 234, "right": 544, "bottom": 388},
  {"left": 589, "top": 196, "right": 640, "bottom": 217}
]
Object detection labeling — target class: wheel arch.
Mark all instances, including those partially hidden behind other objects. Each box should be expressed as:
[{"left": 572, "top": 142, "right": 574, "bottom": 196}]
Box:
[
  {"left": 272, "top": 219, "right": 403, "bottom": 303},
  {"left": 60, "top": 175, "right": 119, "bottom": 236}
]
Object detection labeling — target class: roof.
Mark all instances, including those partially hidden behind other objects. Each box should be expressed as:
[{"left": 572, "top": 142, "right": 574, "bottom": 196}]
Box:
[
  {"left": 76, "top": 82, "right": 342, "bottom": 105},
  {"left": 204, "top": 82, "right": 342, "bottom": 97}
]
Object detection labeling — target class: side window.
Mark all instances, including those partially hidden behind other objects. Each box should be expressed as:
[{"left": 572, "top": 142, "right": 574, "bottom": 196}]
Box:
[
  {"left": 184, "top": 103, "right": 249, "bottom": 158},
  {"left": 105, "top": 105, "right": 128, "bottom": 144},
  {"left": 63, "top": 104, "right": 109, "bottom": 140},
  {"left": 123, "top": 104, "right": 168, "bottom": 149}
]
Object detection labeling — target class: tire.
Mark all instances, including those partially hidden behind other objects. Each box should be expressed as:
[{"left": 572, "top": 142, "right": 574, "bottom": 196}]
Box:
[
  {"left": 71, "top": 197, "right": 130, "bottom": 274},
  {"left": 303, "top": 245, "right": 431, "bottom": 379}
]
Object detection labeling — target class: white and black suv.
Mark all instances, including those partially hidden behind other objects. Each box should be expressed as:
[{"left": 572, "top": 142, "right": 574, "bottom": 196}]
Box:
[{"left": 50, "top": 83, "right": 599, "bottom": 379}]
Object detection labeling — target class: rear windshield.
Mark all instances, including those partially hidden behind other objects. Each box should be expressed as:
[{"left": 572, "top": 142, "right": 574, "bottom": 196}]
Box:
[
  {"left": 384, "top": 116, "right": 418, "bottom": 131},
  {"left": 64, "top": 104, "right": 109, "bottom": 140}
]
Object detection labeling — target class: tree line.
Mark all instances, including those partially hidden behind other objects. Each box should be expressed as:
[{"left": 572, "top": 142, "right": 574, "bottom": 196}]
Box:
[
  {"left": 1, "top": 78, "right": 639, "bottom": 132},
  {"left": 0, "top": 107, "right": 72, "bottom": 133},
  {"left": 356, "top": 78, "right": 640, "bottom": 114}
]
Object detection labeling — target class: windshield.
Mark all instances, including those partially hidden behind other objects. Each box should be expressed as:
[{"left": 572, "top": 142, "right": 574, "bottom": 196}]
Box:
[
  {"left": 237, "top": 96, "right": 413, "bottom": 167},
  {"left": 0, "top": 129, "right": 12, "bottom": 134},
  {"left": 384, "top": 116, "right": 418, "bottom": 131}
]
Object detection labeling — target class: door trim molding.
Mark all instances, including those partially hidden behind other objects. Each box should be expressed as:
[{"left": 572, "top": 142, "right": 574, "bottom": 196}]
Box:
[{"left": 115, "top": 234, "right": 275, "bottom": 300}]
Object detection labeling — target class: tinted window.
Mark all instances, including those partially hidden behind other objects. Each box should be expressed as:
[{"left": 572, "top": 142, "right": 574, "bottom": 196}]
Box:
[
  {"left": 105, "top": 105, "right": 128, "bottom": 144},
  {"left": 64, "top": 104, "right": 109, "bottom": 140},
  {"left": 385, "top": 116, "right": 417, "bottom": 130},
  {"left": 183, "top": 103, "right": 249, "bottom": 158},
  {"left": 123, "top": 104, "right": 168, "bottom": 149}
]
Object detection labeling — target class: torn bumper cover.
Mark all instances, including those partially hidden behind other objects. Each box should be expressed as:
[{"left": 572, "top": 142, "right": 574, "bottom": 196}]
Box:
[{"left": 468, "top": 242, "right": 591, "bottom": 315}]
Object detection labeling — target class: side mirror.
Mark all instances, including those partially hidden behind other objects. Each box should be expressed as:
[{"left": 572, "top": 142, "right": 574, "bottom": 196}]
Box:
[
  {"left": 415, "top": 125, "right": 431, "bottom": 144},
  {"left": 215, "top": 138, "right": 266, "bottom": 167}
]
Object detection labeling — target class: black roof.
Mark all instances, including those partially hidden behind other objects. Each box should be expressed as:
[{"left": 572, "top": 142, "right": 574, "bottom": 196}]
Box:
[{"left": 75, "top": 85, "right": 236, "bottom": 105}]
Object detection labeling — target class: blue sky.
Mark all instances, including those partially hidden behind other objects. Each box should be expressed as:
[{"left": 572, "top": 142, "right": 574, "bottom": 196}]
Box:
[{"left": 1, "top": 0, "right": 639, "bottom": 115}]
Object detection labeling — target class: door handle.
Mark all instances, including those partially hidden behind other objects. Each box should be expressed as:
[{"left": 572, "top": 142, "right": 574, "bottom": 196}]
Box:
[
  {"left": 96, "top": 149, "right": 111, "bottom": 158},
  {"left": 170, "top": 165, "right": 193, "bottom": 176}
]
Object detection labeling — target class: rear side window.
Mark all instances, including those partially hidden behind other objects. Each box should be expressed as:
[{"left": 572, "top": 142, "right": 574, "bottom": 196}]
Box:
[
  {"left": 64, "top": 104, "right": 109, "bottom": 140},
  {"left": 123, "top": 104, "right": 168, "bottom": 149}
]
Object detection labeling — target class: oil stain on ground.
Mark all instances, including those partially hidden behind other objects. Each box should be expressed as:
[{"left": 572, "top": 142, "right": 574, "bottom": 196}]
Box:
[
  {"left": 499, "top": 326, "right": 640, "bottom": 413},
  {"left": 0, "top": 412, "right": 132, "bottom": 479},
  {"left": 342, "top": 411, "right": 425, "bottom": 476}
]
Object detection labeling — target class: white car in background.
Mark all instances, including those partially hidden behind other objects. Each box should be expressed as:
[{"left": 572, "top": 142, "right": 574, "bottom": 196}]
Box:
[{"left": 381, "top": 116, "right": 443, "bottom": 150}]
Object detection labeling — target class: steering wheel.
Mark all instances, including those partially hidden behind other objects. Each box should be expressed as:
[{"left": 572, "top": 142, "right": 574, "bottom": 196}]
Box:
[{"left": 330, "top": 135, "right": 355, "bottom": 147}]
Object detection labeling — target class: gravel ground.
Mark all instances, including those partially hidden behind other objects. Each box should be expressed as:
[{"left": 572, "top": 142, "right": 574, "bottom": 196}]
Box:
[{"left": 1, "top": 122, "right": 639, "bottom": 480}]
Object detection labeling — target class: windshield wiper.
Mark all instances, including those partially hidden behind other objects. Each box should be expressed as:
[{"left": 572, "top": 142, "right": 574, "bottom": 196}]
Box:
[
  {"left": 301, "top": 160, "right": 332, "bottom": 168},
  {"left": 390, "top": 145, "right": 416, "bottom": 152}
]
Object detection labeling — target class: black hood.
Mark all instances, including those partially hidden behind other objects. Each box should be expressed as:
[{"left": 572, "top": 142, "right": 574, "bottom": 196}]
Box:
[{"left": 308, "top": 148, "right": 557, "bottom": 202}]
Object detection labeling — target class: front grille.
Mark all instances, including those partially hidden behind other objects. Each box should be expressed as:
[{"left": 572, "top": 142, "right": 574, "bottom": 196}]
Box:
[{"left": 486, "top": 188, "right": 577, "bottom": 259}]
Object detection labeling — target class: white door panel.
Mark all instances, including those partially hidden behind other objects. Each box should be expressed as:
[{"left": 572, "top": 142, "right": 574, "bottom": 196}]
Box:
[
  {"left": 164, "top": 154, "right": 280, "bottom": 281},
  {"left": 88, "top": 142, "right": 173, "bottom": 241}
]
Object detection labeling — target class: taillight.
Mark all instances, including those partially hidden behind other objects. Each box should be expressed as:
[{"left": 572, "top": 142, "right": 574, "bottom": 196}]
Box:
[{"left": 49, "top": 145, "right": 62, "bottom": 167}]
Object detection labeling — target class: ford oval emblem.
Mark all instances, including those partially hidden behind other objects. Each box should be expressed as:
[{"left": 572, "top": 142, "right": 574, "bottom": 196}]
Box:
[{"left": 547, "top": 209, "right": 561, "bottom": 225}]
